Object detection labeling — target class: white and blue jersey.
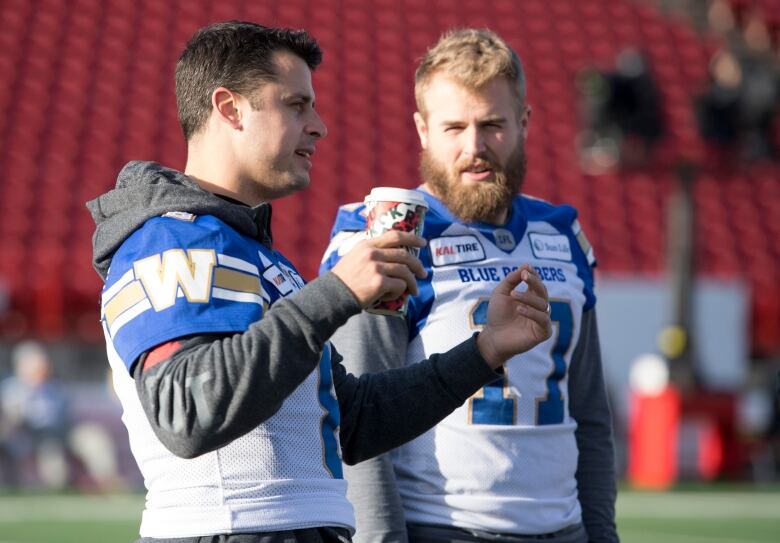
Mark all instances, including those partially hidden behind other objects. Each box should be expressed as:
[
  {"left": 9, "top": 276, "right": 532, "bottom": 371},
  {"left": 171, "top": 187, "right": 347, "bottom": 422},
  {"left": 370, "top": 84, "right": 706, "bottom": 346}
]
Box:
[
  {"left": 101, "top": 212, "right": 352, "bottom": 538},
  {"left": 321, "top": 190, "right": 596, "bottom": 535}
]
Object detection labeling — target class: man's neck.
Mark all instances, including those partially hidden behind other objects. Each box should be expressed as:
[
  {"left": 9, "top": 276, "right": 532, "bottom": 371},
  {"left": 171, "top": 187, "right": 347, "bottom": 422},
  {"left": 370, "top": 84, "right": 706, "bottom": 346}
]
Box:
[
  {"left": 484, "top": 208, "right": 509, "bottom": 226},
  {"left": 184, "top": 142, "right": 253, "bottom": 205}
]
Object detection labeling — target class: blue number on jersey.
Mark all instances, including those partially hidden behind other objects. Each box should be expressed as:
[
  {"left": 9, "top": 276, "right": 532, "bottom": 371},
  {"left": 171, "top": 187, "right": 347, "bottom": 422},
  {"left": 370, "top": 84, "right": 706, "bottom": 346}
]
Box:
[
  {"left": 470, "top": 370, "right": 515, "bottom": 425},
  {"left": 536, "top": 300, "right": 573, "bottom": 425},
  {"left": 468, "top": 299, "right": 515, "bottom": 425},
  {"left": 468, "top": 299, "right": 574, "bottom": 425}
]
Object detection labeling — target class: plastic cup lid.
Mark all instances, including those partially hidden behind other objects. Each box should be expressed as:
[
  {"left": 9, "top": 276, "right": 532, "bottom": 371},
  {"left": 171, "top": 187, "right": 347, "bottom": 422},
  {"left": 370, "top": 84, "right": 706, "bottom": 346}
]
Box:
[{"left": 364, "top": 187, "right": 428, "bottom": 208}]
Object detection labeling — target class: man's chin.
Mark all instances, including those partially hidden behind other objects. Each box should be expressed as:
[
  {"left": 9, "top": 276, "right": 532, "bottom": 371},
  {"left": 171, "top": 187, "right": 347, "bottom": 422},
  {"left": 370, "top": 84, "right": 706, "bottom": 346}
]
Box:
[
  {"left": 457, "top": 178, "right": 500, "bottom": 195},
  {"left": 287, "top": 177, "right": 310, "bottom": 196},
  {"left": 295, "top": 173, "right": 310, "bottom": 187},
  {"left": 265, "top": 175, "right": 310, "bottom": 201}
]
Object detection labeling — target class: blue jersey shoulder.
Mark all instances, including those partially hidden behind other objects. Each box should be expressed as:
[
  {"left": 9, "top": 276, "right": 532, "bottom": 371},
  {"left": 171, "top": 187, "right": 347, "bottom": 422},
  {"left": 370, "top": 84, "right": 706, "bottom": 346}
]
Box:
[
  {"left": 103, "top": 214, "right": 264, "bottom": 372},
  {"left": 320, "top": 203, "right": 368, "bottom": 275},
  {"left": 517, "top": 195, "right": 578, "bottom": 230},
  {"left": 108, "top": 215, "right": 256, "bottom": 275},
  {"left": 518, "top": 195, "right": 597, "bottom": 310},
  {"left": 331, "top": 202, "right": 367, "bottom": 233}
]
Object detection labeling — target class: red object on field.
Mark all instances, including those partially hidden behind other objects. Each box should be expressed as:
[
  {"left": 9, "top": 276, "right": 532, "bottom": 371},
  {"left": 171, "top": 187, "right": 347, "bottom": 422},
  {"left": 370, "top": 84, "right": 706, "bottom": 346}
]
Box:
[
  {"left": 683, "top": 391, "right": 745, "bottom": 479},
  {"left": 698, "top": 418, "right": 724, "bottom": 480},
  {"left": 628, "top": 386, "right": 681, "bottom": 489}
]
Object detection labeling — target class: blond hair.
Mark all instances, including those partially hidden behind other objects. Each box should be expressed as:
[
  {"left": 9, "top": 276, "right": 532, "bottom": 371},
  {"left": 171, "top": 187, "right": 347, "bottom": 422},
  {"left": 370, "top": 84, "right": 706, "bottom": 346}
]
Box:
[{"left": 414, "top": 28, "right": 526, "bottom": 117}]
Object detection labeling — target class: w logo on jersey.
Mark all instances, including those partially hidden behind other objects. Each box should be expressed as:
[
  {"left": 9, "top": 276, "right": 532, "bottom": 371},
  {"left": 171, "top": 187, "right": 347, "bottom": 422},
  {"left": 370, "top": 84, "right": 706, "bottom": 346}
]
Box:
[{"left": 133, "top": 249, "right": 216, "bottom": 311}]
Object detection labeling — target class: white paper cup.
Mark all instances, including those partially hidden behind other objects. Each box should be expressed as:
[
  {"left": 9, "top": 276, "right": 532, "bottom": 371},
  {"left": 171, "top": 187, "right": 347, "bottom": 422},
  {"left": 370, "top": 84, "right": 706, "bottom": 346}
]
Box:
[{"left": 364, "top": 187, "right": 428, "bottom": 316}]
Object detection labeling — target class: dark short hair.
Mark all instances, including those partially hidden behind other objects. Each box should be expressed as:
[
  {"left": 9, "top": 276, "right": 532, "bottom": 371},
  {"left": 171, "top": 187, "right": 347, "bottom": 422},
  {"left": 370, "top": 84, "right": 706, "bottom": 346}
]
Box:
[{"left": 175, "top": 21, "right": 322, "bottom": 140}]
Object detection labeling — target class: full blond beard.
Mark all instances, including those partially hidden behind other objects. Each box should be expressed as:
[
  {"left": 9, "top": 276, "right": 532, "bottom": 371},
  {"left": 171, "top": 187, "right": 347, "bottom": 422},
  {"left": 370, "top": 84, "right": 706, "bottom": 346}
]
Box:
[{"left": 419, "top": 144, "right": 526, "bottom": 224}]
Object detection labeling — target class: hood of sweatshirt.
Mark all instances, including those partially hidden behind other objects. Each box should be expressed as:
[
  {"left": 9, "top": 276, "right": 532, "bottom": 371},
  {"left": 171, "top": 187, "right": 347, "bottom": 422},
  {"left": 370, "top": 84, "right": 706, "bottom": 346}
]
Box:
[{"left": 86, "top": 160, "right": 273, "bottom": 280}]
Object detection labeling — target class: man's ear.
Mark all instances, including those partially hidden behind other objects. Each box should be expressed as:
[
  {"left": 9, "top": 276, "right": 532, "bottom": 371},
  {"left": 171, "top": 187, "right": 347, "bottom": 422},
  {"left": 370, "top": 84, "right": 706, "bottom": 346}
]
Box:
[
  {"left": 211, "top": 87, "right": 243, "bottom": 130},
  {"left": 413, "top": 111, "right": 428, "bottom": 150}
]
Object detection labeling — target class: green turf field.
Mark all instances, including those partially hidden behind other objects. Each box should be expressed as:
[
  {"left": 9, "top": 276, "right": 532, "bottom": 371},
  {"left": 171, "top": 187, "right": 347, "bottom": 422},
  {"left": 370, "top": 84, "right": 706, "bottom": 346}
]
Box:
[
  {"left": 616, "top": 486, "right": 780, "bottom": 543},
  {"left": 0, "top": 493, "right": 142, "bottom": 543},
  {"left": 0, "top": 486, "right": 778, "bottom": 542}
]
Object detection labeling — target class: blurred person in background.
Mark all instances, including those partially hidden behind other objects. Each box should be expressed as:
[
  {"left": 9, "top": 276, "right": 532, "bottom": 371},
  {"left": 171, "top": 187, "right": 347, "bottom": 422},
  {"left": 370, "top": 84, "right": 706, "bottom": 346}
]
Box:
[
  {"left": 577, "top": 48, "right": 664, "bottom": 173},
  {"left": 322, "top": 29, "right": 617, "bottom": 543},
  {"left": 695, "top": 44, "right": 780, "bottom": 164},
  {"left": 86, "top": 21, "right": 552, "bottom": 543},
  {"left": 735, "top": 9, "right": 780, "bottom": 162},
  {"left": 0, "top": 340, "right": 69, "bottom": 488},
  {"left": 699, "top": 1, "right": 780, "bottom": 164},
  {"left": 694, "top": 48, "right": 743, "bottom": 157},
  {"left": 0, "top": 342, "right": 124, "bottom": 491},
  {"left": 707, "top": 0, "right": 739, "bottom": 38},
  {"left": 603, "top": 48, "right": 664, "bottom": 168}
]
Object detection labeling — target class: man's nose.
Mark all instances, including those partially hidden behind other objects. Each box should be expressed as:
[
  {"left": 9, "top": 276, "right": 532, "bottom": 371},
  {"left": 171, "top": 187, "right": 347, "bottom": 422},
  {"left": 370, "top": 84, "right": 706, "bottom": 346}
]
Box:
[
  {"left": 461, "top": 126, "right": 485, "bottom": 158},
  {"left": 308, "top": 110, "right": 328, "bottom": 139}
]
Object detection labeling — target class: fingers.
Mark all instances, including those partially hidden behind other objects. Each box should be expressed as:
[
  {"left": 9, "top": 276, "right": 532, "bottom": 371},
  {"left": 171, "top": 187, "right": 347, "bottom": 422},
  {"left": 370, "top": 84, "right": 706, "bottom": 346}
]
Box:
[
  {"left": 494, "top": 263, "right": 547, "bottom": 299},
  {"left": 493, "top": 267, "right": 526, "bottom": 296},
  {"left": 373, "top": 247, "right": 427, "bottom": 279},
  {"left": 375, "top": 261, "right": 419, "bottom": 297},
  {"left": 502, "top": 264, "right": 551, "bottom": 328},
  {"left": 368, "top": 229, "right": 427, "bottom": 250},
  {"left": 510, "top": 289, "right": 548, "bottom": 313},
  {"left": 514, "top": 299, "right": 552, "bottom": 332},
  {"left": 364, "top": 230, "right": 427, "bottom": 278},
  {"left": 330, "top": 235, "right": 425, "bottom": 307},
  {"left": 513, "top": 266, "right": 553, "bottom": 339},
  {"left": 518, "top": 264, "right": 548, "bottom": 301}
]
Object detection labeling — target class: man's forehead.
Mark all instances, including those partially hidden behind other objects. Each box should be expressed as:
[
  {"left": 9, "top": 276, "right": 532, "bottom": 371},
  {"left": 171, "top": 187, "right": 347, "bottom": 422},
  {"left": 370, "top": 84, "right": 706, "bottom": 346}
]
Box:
[
  {"left": 272, "top": 49, "right": 308, "bottom": 73},
  {"left": 427, "top": 84, "right": 509, "bottom": 115},
  {"left": 422, "top": 74, "right": 519, "bottom": 120},
  {"left": 265, "top": 50, "right": 315, "bottom": 94}
]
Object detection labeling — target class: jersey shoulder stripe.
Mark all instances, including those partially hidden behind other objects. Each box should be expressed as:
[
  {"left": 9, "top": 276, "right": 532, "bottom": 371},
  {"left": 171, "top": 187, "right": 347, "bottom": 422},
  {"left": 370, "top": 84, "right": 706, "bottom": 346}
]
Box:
[{"left": 102, "top": 215, "right": 268, "bottom": 372}]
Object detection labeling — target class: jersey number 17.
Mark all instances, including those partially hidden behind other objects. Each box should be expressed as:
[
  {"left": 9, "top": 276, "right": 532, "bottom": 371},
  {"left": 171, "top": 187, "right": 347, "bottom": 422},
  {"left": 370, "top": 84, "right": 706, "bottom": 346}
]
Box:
[{"left": 468, "top": 299, "right": 573, "bottom": 426}]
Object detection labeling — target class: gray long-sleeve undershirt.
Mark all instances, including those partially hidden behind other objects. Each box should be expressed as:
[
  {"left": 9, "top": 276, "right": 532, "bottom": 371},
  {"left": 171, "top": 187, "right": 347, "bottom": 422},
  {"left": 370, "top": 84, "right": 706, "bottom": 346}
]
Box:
[
  {"left": 133, "top": 271, "right": 499, "bottom": 464},
  {"left": 330, "top": 308, "right": 618, "bottom": 543},
  {"left": 568, "top": 312, "right": 618, "bottom": 542}
]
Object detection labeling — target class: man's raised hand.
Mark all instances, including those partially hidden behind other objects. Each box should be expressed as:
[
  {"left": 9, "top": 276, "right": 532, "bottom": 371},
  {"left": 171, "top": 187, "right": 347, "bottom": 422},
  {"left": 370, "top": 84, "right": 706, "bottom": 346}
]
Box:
[{"left": 477, "top": 264, "right": 553, "bottom": 369}]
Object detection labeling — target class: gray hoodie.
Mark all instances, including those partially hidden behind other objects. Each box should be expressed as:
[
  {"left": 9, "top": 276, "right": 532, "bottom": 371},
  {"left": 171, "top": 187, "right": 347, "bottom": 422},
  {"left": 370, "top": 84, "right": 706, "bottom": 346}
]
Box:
[{"left": 88, "top": 160, "right": 272, "bottom": 280}]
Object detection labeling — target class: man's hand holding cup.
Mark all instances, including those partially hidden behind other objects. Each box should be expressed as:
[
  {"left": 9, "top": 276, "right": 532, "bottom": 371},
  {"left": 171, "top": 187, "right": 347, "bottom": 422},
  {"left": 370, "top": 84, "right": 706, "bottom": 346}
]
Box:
[
  {"left": 332, "top": 187, "right": 428, "bottom": 313},
  {"left": 332, "top": 229, "right": 427, "bottom": 308}
]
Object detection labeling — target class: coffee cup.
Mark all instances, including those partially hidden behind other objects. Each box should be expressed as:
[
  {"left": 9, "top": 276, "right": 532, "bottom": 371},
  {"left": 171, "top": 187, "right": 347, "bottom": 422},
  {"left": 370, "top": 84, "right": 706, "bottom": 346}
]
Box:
[{"left": 364, "top": 187, "right": 428, "bottom": 316}]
